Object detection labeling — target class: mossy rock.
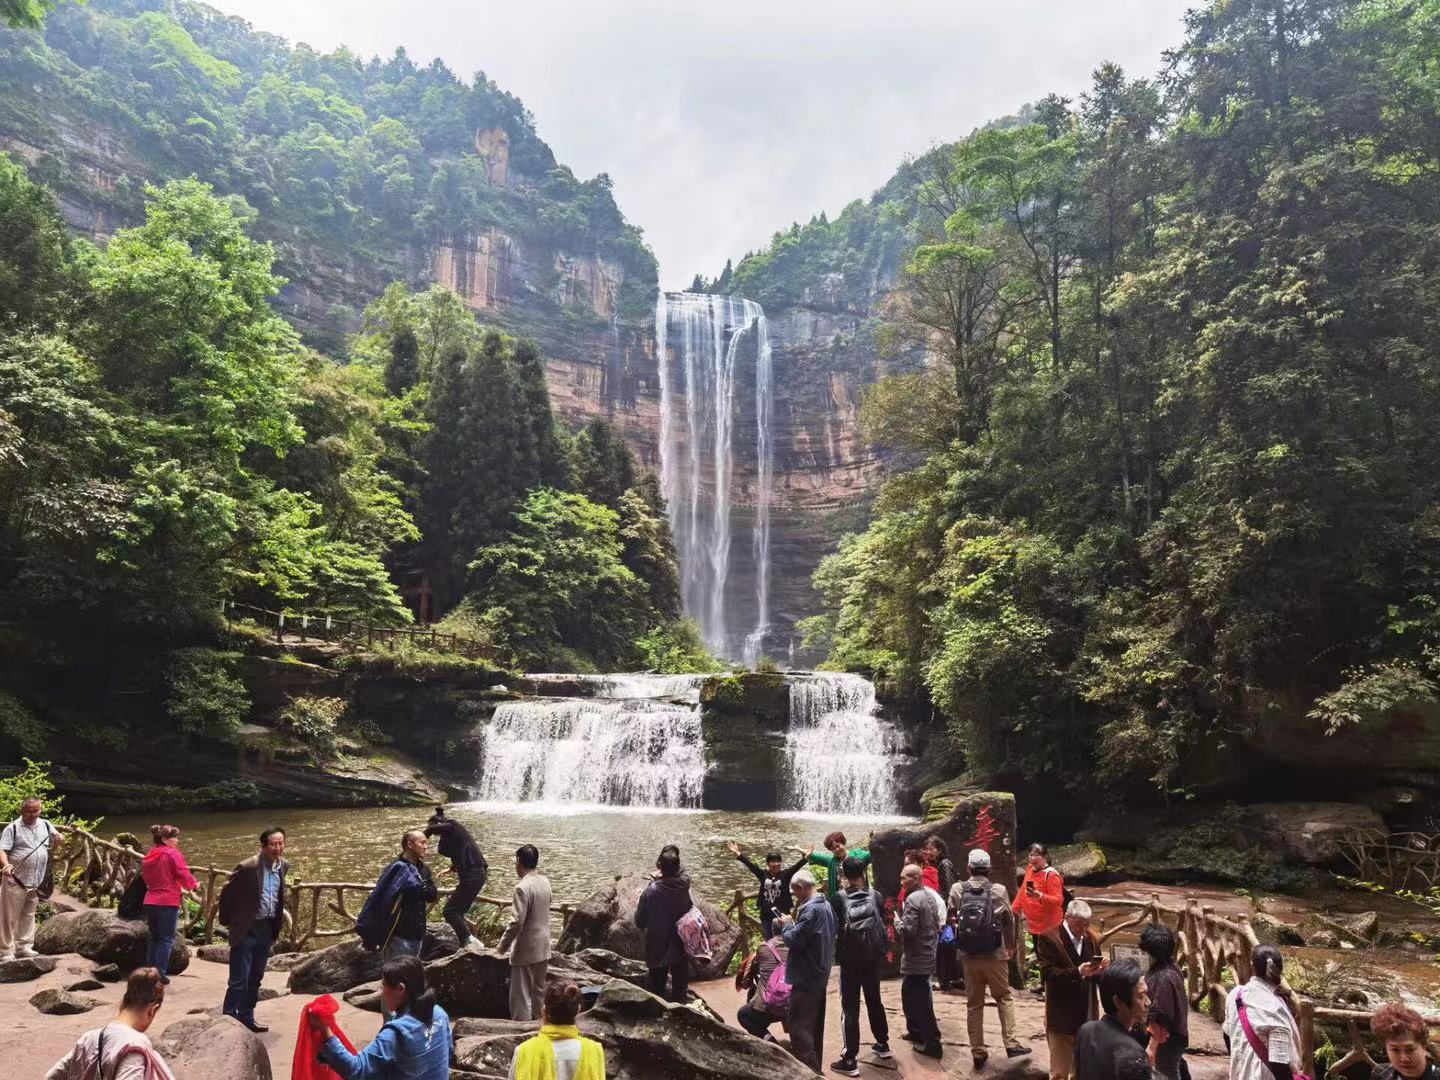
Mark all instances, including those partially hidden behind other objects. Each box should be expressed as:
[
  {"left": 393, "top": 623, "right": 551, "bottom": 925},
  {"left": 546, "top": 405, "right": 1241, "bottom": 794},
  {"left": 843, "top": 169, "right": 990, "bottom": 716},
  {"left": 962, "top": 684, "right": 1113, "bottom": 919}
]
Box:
[{"left": 699, "top": 673, "right": 789, "bottom": 723}]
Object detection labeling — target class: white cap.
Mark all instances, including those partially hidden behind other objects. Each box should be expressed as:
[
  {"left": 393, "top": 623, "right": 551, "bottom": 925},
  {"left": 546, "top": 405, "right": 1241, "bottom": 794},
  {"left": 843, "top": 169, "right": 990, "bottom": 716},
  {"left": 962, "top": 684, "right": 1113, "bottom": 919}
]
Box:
[{"left": 968, "top": 848, "right": 992, "bottom": 871}]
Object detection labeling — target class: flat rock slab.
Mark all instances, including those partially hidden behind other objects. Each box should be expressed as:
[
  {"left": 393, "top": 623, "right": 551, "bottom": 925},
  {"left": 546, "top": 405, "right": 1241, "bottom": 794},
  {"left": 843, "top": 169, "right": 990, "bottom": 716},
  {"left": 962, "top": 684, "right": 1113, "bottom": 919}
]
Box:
[
  {"left": 31, "top": 988, "right": 102, "bottom": 1015},
  {"left": 65, "top": 977, "right": 106, "bottom": 992},
  {"left": 0, "top": 955, "right": 58, "bottom": 982},
  {"left": 93, "top": 963, "right": 124, "bottom": 982}
]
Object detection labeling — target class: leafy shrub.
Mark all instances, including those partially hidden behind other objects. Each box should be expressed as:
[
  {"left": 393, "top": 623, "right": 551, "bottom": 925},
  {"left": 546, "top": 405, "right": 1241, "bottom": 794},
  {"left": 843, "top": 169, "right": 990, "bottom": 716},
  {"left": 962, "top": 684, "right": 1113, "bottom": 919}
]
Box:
[
  {"left": 276, "top": 695, "right": 347, "bottom": 763},
  {"left": 633, "top": 620, "right": 724, "bottom": 674},
  {"left": 167, "top": 648, "right": 249, "bottom": 740}
]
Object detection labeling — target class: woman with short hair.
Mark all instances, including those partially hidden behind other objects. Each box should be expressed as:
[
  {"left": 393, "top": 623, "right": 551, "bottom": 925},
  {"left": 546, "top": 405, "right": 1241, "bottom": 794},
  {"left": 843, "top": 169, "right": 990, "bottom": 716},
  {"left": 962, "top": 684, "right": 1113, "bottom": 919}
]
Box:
[
  {"left": 509, "top": 979, "right": 606, "bottom": 1080},
  {"left": 312, "top": 956, "right": 451, "bottom": 1079},
  {"left": 140, "top": 825, "right": 197, "bottom": 983},
  {"left": 1372, "top": 1003, "right": 1438, "bottom": 1080},
  {"left": 1139, "top": 922, "right": 1188, "bottom": 1079}
]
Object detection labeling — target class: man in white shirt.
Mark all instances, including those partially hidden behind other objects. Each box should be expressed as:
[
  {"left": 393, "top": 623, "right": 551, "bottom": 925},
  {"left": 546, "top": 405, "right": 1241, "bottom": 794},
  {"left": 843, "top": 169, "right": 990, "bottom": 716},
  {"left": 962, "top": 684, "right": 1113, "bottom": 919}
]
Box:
[{"left": 0, "top": 796, "right": 57, "bottom": 960}]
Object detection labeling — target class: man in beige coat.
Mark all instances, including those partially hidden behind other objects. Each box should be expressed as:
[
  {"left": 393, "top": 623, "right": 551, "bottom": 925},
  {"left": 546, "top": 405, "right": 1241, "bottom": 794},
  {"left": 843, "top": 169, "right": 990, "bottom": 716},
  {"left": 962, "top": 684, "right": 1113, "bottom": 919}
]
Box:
[{"left": 497, "top": 843, "right": 552, "bottom": 1020}]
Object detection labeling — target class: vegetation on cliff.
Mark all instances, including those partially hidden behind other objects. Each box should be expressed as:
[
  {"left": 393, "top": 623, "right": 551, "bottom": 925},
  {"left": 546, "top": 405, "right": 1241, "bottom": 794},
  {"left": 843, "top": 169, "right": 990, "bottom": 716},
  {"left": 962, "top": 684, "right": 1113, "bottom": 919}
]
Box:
[
  {"left": 0, "top": 0, "right": 659, "bottom": 342},
  {"left": 793, "top": 0, "right": 1440, "bottom": 798}
]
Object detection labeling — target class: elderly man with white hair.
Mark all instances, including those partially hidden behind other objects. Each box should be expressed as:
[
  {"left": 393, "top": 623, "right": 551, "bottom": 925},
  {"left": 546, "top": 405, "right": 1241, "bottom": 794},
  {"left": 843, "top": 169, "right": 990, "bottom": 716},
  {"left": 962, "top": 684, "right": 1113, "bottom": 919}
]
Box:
[
  {"left": 774, "top": 867, "right": 835, "bottom": 1074},
  {"left": 950, "top": 847, "right": 1030, "bottom": 1068},
  {"left": 1035, "top": 899, "right": 1107, "bottom": 1080}
]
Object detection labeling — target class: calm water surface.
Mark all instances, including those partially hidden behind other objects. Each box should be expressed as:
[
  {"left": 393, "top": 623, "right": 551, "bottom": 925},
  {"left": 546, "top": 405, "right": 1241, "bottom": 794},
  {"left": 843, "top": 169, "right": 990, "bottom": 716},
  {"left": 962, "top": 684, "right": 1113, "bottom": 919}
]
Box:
[{"left": 104, "top": 803, "right": 916, "bottom": 903}]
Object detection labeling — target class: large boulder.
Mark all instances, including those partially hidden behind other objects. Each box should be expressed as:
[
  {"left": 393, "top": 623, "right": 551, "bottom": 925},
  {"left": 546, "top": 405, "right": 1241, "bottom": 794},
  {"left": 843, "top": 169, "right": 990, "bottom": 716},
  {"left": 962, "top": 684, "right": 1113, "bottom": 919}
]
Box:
[
  {"left": 35, "top": 908, "right": 190, "bottom": 975},
  {"left": 287, "top": 922, "right": 457, "bottom": 994},
  {"left": 871, "top": 790, "right": 1018, "bottom": 902},
  {"left": 452, "top": 978, "right": 817, "bottom": 1080},
  {"left": 1241, "top": 802, "right": 1385, "bottom": 865},
  {"left": 155, "top": 1015, "right": 272, "bottom": 1080},
  {"left": 425, "top": 947, "right": 610, "bottom": 1019},
  {"left": 556, "top": 872, "right": 740, "bottom": 981},
  {"left": 1050, "top": 842, "right": 1108, "bottom": 883}
]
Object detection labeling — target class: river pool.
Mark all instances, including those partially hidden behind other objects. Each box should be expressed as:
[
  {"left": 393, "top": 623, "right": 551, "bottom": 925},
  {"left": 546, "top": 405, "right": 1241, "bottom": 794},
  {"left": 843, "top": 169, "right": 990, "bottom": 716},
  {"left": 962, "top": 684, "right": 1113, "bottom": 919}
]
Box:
[{"left": 103, "top": 803, "right": 916, "bottom": 904}]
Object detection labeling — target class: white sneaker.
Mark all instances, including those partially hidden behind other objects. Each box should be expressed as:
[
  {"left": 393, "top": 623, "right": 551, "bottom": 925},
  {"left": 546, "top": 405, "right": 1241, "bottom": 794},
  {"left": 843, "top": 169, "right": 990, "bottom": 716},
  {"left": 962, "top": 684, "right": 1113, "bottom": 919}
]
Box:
[
  {"left": 0, "top": 954, "right": 14, "bottom": 964},
  {"left": 14, "top": 948, "right": 36, "bottom": 959}
]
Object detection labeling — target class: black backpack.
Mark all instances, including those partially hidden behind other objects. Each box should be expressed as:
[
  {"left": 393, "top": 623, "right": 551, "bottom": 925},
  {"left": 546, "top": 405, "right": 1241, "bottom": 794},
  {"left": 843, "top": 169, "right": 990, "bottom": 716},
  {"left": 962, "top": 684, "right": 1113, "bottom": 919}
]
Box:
[
  {"left": 842, "top": 889, "right": 885, "bottom": 956},
  {"left": 955, "top": 882, "right": 1002, "bottom": 955},
  {"left": 118, "top": 873, "right": 147, "bottom": 919}
]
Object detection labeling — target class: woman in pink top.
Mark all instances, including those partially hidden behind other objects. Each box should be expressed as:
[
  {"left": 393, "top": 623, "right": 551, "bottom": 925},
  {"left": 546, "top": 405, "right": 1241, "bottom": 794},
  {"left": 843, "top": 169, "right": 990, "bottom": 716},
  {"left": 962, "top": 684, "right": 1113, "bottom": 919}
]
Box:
[{"left": 140, "top": 825, "right": 197, "bottom": 983}]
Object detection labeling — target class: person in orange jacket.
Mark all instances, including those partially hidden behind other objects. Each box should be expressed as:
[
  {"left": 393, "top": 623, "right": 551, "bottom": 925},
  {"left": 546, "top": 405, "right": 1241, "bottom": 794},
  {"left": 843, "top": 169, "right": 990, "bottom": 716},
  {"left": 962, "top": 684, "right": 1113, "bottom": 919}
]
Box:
[{"left": 1013, "top": 843, "right": 1065, "bottom": 988}]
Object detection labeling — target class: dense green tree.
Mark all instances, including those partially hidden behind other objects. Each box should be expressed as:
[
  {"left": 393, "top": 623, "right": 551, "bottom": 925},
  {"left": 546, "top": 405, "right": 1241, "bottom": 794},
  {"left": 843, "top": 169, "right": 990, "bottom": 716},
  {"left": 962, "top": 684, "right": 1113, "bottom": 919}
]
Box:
[{"left": 570, "top": 418, "right": 636, "bottom": 509}]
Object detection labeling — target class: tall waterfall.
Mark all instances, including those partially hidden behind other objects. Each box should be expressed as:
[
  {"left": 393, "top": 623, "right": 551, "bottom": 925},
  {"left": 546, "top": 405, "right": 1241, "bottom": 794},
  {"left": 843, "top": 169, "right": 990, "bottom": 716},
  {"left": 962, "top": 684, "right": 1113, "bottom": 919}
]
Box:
[
  {"left": 784, "top": 673, "right": 901, "bottom": 815},
  {"left": 477, "top": 697, "right": 706, "bottom": 808},
  {"left": 655, "top": 292, "right": 774, "bottom": 661}
]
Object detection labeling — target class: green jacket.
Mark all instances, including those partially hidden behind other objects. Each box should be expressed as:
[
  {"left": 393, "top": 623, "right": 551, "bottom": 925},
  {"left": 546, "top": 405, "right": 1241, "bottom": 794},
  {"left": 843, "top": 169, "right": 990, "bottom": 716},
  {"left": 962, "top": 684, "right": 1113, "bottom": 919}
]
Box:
[{"left": 809, "top": 847, "right": 870, "bottom": 898}]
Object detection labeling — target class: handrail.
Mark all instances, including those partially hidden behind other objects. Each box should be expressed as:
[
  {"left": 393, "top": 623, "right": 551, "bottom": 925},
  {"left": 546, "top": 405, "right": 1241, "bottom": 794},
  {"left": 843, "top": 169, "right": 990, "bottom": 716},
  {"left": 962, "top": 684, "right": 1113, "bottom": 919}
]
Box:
[
  {"left": 51, "top": 824, "right": 581, "bottom": 949},
  {"left": 221, "top": 599, "right": 497, "bottom": 661}
]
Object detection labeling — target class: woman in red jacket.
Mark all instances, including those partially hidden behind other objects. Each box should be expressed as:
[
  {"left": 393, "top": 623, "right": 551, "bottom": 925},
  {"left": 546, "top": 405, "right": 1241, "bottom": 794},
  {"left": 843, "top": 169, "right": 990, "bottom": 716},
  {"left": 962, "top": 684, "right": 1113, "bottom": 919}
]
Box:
[
  {"left": 140, "top": 825, "right": 197, "bottom": 983},
  {"left": 1012, "top": 842, "right": 1064, "bottom": 935}
]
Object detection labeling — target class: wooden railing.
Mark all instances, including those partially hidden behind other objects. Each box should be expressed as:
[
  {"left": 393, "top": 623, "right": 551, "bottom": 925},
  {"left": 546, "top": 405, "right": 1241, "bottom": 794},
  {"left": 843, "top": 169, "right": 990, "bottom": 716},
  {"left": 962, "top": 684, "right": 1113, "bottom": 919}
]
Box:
[
  {"left": 1335, "top": 827, "right": 1440, "bottom": 892},
  {"left": 724, "top": 888, "right": 764, "bottom": 954},
  {"left": 52, "top": 825, "right": 578, "bottom": 950},
  {"left": 222, "top": 600, "right": 496, "bottom": 661}
]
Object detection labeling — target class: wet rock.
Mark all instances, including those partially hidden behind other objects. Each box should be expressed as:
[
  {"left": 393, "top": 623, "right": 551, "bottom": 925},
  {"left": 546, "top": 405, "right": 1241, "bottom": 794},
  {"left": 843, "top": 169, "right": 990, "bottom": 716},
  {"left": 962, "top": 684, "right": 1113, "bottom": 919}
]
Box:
[
  {"left": 453, "top": 978, "right": 817, "bottom": 1080},
  {"left": 556, "top": 872, "right": 740, "bottom": 981},
  {"left": 93, "top": 963, "right": 123, "bottom": 982},
  {"left": 287, "top": 923, "right": 457, "bottom": 994},
  {"left": 1241, "top": 803, "right": 1385, "bottom": 865},
  {"left": 425, "top": 947, "right": 608, "bottom": 1019},
  {"left": 0, "top": 954, "right": 58, "bottom": 982},
  {"left": 35, "top": 908, "right": 190, "bottom": 975},
  {"left": 1251, "top": 913, "right": 1306, "bottom": 948},
  {"left": 197, "top": 943, "right": 230, "bottom": 964},
  {"left": 65, "top": 977, "right": 106, "bottom": 992},
  {"left": 1300, "top": 911, "right": 1379, "bottom": 947},
  {"left": 31, "top": 988, "right": 102, "bottom": 1014},
  {"left": 1050, "top": 842, "right": 1107, "bottom": 883},
  {"left": 154, "top": 1014, "right": 272, "bottom": 1079}
]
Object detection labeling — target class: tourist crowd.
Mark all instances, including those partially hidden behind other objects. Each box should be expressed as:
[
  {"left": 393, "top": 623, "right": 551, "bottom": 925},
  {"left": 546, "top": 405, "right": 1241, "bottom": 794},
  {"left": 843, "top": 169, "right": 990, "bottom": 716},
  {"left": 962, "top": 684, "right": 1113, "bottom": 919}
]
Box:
[{"left": 10, "top": 799, "right": 1435, "bottom": 1080}]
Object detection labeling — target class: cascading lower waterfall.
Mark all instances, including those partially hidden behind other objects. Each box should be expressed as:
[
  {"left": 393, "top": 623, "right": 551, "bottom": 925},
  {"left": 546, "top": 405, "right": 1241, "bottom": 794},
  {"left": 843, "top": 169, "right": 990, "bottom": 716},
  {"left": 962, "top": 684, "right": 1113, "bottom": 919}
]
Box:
[
  {"left": 655, "top": 291, "right": 773, "bottom": 661},
  {"left": 784, "top": 673, "right": 901, "bottom": 815},
  {"left": 477, "top": 698, "right": 706, "bottom": 808}
]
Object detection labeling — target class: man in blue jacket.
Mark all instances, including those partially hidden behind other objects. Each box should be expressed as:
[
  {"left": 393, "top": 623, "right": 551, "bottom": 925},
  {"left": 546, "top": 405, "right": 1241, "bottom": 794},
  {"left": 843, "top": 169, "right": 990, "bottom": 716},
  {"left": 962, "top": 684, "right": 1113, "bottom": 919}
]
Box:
[
  {"left": 776, "top": 868, "right": 835, "bottom": 1074},
  {"left": 357, "top": 830, "right": 437, "bottom": 960}
]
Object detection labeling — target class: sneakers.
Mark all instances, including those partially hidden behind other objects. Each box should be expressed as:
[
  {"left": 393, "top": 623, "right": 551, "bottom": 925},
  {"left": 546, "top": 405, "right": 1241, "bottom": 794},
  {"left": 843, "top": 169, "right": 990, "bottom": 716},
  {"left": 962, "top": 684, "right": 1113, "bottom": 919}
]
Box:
[
  {"left": 1006, "top": 1046, "right": 1033, "bottom": 1058},
  {"left": 14, "top": 947, "right": 37, "bottom": 959},
  {"left": 870, "top": 1043, "right": 893, "bottom": 1059},
  {"left": 914, "top": 1042, "right": 944, "bottom": 1059},
  {"left": 900, "top": 1031, "right": 923, "bottom": 1044},
  {"left": 830, "top": 1059, "right": 861, "bottom": 1077}
]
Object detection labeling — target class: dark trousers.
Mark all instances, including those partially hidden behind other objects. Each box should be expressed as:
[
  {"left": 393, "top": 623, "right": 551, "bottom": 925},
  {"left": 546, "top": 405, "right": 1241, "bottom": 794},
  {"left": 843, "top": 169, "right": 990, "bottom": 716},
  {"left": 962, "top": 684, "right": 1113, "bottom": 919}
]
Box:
[
  {"left": 788, "top": 984, "right": 827, "bottom": 1073},
  {"left": 443, "top": 877, "right": 484, "bottom": 944},
  {"left": 840, "top": 955, "right": 889, "bottom": 1059},
  {"left": 647, "top": 960, "right": 689, "bottom": 1004},
  {"left": 224, "top": 917, "right": 275, "bottom": 1023},
  {"left": 760, "top": 914, "right": 774, "bottom": 943},
  {"left": 738, "top": 1001, "right": 781, "bottom": 1038},
  {"left": 143, "top": 904, "right": 179, "bottom": 981},
  {"left": 901, "top": 972, "right": 940, "bottom": 1046},
  {"left": 937, "top": 936, "right": 961, "bottom": 987},
  {"left": 1153, "top": 1038, "right": 1189, "bottom": 1080}
]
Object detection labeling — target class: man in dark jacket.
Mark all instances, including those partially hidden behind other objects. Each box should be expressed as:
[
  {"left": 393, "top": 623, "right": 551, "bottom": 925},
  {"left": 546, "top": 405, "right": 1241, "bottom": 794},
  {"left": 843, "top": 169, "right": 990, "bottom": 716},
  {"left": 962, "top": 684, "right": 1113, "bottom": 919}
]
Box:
[
  {"left": 1036, "top": 899, "right": 1105, "bottom": 1080},
  {"left": 728, "top": 840, "right": 806, "bottom": 941},
  {"left": 898, "top": 863, "right": 944, "bottom": 1061},
  {"left": 217, "top": 826, "right": 288, "bottom": 1033},
  {"left": 832, "top": 855, "right": 891, "bottom": 1076},
  {"left": 777, "top": 868, "right": 836, "bottom": 1074},
  {"left": 375, "top": 829, "right": 437, "bottom": 960},
  {"left": 1076, "top": 960, "right": 1151, "bottom": 1080},
  {"left": 425, "top": 807, "right": 487, "bottom": 947},
  {"left": 634, "top": 844, "right": 693, "bottom": 1004}
]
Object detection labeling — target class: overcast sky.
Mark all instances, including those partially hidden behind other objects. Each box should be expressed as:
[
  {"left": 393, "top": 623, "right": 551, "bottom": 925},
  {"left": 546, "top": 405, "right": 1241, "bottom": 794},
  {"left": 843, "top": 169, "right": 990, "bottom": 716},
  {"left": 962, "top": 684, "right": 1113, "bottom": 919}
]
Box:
[{"left": 211, "top": 0, "right": 1193, "bottom": 288}]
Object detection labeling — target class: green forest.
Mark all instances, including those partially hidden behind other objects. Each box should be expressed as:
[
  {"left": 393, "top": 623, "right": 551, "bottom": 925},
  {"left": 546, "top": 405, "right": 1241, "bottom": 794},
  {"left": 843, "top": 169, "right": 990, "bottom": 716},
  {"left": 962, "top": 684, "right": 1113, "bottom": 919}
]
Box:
[{"left": 758, "top": 0, "right": 1440, "bottom": 799}]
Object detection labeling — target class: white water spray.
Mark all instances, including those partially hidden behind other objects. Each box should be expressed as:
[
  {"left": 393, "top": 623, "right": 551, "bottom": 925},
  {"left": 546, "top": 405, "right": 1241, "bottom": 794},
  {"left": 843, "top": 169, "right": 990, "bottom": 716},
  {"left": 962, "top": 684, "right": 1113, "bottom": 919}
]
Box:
[{"left": 784, "top": 673, "right": 901, "bottom": 815}]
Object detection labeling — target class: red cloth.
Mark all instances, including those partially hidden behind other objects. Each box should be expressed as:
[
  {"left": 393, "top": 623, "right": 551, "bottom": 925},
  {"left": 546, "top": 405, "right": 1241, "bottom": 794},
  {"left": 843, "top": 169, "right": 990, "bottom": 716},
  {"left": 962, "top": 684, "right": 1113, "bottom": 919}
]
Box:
[
  {"left": 140, "top": 845, "right": 199, "bottom": 907},
  {"left": 293, "top": 994, "right": 358, "bottom": 1080}
]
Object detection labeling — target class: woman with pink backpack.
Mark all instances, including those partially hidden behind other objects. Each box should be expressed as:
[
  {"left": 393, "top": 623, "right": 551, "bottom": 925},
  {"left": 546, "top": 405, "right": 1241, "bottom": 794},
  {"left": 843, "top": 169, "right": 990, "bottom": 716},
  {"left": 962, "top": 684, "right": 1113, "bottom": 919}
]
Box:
[{"left": 634, "top": 844, "right": 698, "bottom": 1004}]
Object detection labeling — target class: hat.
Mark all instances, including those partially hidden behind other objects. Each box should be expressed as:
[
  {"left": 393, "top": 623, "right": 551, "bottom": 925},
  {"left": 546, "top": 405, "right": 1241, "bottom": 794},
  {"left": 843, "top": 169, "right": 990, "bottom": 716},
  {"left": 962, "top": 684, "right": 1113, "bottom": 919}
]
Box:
[{"left": 968, "top": 848, "right": 992, "bottom": 871}]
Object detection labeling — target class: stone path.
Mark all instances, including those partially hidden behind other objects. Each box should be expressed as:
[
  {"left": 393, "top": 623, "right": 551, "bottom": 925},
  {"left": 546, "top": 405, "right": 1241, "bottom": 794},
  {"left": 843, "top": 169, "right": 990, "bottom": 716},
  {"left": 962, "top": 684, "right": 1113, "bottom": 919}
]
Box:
[{"left": 3, "top": 947, "right": 1231, "bottom": 1079}]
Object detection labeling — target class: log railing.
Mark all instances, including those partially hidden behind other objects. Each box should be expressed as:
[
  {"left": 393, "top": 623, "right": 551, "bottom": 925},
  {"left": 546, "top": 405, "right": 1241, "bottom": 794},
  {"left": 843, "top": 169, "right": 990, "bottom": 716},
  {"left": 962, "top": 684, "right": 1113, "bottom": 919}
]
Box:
[
  {"left": 724, "top": 888, "right": 765, "bottom": 954},
  {"left": 1335, "top": 827, "right": 1440, "bottom": 892},
  {"left": 52, "top": 825, "right": 578, "bottom": 949},
  {"left": 222, "top": 600, "right": 496, "bottom": 661}
]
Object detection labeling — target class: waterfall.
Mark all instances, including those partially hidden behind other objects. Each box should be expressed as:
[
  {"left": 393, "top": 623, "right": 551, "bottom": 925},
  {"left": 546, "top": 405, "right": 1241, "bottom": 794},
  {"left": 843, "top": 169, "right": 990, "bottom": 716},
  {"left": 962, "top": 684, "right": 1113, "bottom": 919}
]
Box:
[
  {"left": 655, "top": 291, "right": 774, "bottom": 660},
  {"left": 477, "top": 698, "right": 706, "bottom": 808},
  {"left": 784, "top": 673, "right": 901, "bottom": 815}
]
